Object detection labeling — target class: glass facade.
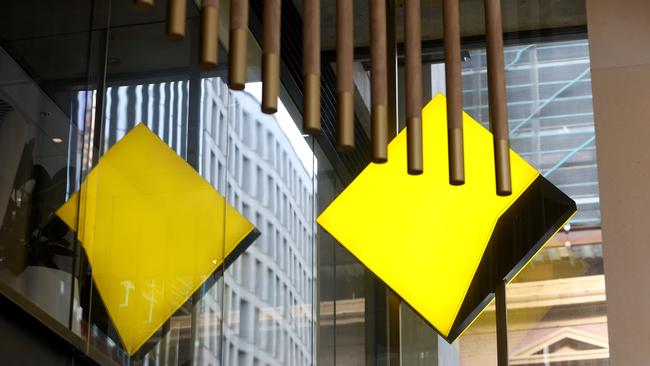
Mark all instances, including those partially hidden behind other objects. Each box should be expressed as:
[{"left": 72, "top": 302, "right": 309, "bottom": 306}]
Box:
[
  {"left": 0, "top": 0, "right": 608, "bottom": 365},
  {"left": 0, "top": 2, "right": 316, "bottom": 364},
  {"left": 458, "top": 39, "right": 607, "bottom": 366}
]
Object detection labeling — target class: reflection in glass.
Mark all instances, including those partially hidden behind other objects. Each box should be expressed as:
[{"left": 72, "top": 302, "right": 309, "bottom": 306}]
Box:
[
  {"left": 196, "top": 78, "right": 316, "bottom": 366},
  {"left": 459, "top": 39, "right": 608, "bottom": 365},
  {"left": 0, "top": 45, "right": 85, "bottom": 333}
]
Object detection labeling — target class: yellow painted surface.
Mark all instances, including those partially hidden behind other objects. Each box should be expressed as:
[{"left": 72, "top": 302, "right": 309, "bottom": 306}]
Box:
[
  {"left": 57, "top": 124, "right": 254, "bottom": 355},
  {"left": 317, "top": 94, "right": 539, "bottom": 337}
]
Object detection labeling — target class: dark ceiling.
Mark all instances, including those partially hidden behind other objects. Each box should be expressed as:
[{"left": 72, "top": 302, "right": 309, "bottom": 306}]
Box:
[
  {"left": 0, "top": 0, "right": 587, "bottom": 85},
  {"left": 0, "top": 0, "right": 201, "bottom": 85},
  {"left": 292, "top": 0, "right": 587, "bottom": 50}
]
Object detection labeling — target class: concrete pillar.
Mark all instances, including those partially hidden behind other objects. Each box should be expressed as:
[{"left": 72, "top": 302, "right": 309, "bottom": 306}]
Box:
[{"left": 587, "top": 1, "right": 650, "bottom": 364}]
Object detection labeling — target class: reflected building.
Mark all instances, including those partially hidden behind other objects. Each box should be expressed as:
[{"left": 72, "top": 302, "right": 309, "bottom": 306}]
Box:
[
  {"left": 198, "top": 78, "right": 315, "bottom": 366},
  {"left": 94, "top": 77, "right": 315, "bottom": 365},
  {"left": 457, "top": 39, "right": 608, "bottom": 366}
]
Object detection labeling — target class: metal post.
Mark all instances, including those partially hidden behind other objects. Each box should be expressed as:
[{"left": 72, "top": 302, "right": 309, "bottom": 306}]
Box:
[
  {"left": 385, "top": 1, "right": 400, "bottom": 364},
  {"left": 387, "top": 290, "right": 401, "bottom": 366},
  {"left": 496, "top": 281, "right": 509, "bottom": 366}
]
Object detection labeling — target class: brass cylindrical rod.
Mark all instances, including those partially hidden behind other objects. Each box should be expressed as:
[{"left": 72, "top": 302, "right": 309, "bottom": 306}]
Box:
[
  {"left": 229, "top": 0, "right": 249, "bottom": 90},
  {"left": 336, "top": 0, "right": 354, "bottom": 150},
  {"left": 485, "top": 0, "right": 512, "bottom": 196},
  {"left": 369, "top": 0, "right": 389, "bottom": 163},
  {"left": 262, "top": 0, "right": 282, "bottom": 114},
  {"left": 443, "top": 0, "right": 465, "bottom": 185},
  {"left": 200, "top": 0, "right": 219, "bottom": 69},
  {"left": 167, "top": 0, "right": 187, "bottom": 40},
  {"left": 404, "top": 0, "right": 423, "bottom": 174},
  {"left": 134, "top": 0, "right": 154, "bottom": 11},
  {"left": 303, "top": 0, "right": 321, "bottom": 135},
  {"left": 386, "top": 0, "right": 398, "bottom": 140}
]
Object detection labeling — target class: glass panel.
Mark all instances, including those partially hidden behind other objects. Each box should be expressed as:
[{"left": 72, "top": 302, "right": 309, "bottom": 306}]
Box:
[
  {"left": 322, "top": 2, "right": 600, "bottom": 364},
  {"left": 218, "top": 81, "right": 317, "bottom": 366},
  {"left": 75, "top": 2, "right": 319, "bottom": 364},
  {"left": 459, "top": 39, "right": 607, "bottom": 365},
  {"left": 78, "top": 4, "right": 202, "bottom": 362},
  {"left": 0, "top": 0, "right": 97, "bottom": 338},
  {"left": 458, "top": 310, "right": 497, "bottom": 366}
]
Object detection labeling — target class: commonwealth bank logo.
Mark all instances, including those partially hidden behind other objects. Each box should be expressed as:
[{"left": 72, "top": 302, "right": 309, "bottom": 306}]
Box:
[
  {"left": 318, "top": 94, "right": 576, "bottom": 342},
  {"left": 56, "top": 124, "right": 258, "bottom": 355}
]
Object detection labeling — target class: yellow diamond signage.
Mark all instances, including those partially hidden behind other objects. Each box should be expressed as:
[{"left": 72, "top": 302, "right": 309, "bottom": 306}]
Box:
[
  {"left": 317, "top": 94, "right": 575, "bottom": 341},
  {"left": 56, "top": 124, "right": 257, "bottom": 355}
]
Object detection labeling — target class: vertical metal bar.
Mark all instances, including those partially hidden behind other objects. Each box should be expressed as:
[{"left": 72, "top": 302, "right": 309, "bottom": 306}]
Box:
[
  {"left": 336, "top": 0, "right": 355, "bottom": 150},
  {"left": 485, "top": 0, "right": 512, "bottom": 196},
  {"left": 404, "top": 0, "right": 423, "bottom": 174},
  {"left": 262, "top": 0, "right": 281, "bottom": 114},
  {"left": 189, "top": 293, "right": 200, "bottom": 365},
  {"left": 229, "top": 0, "right": 249, "bottom": 90},
  {"left": 496, "top": 281, "right": 509, "bottom": 366},
  {"left": 386, "top": 1, "right": 400, "bottom": 363},
  {"left": 443, "top": 0, "right": 465, "bottom": 185},
  {"left": 364, "top": 276, "right": 383, "bottom": 365},
  {"left": 187, "top": 21, "right": 203, "bottom": 365},
  {"left": 386, "top": 0, "right": 398, "bottom": 140},
  {"left": 68, "top": 0, "right": 108, "bottom": 333},
  {"left": 303, "top": 0, "right": 321, "bottom": 134},
  {"left": 133, "top": 0, "right": 154, "bottom": 11},
  {"left": 370, "top": 0, "right": 389, "bottom": 163},
  {"left": 167, "top": 0, "right": 187, "bottom": 40},
  {"left": 200, "top": 0, "right": 219, "bottom": 69},
  {"left": 387, "top": 290, "right": 401, "bottom": 366},
  {"left": 91, "top": 18, "right": 110, "bottom": 165}
]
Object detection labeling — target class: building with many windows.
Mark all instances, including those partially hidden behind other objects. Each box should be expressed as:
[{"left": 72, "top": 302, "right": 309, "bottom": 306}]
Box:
[{"left": 196, "top": 78, "right": 315, "bottom": 366}]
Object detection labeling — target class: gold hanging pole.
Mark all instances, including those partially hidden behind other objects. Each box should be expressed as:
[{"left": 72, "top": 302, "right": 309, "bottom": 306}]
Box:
[
  {"left": 369, "top": 0, "right": 389, "bottom": 163},
  {"left": 405, "top": 0, "right": 423, "bottom": 174},
  {"left": 303, "top": 0, "right": 321, "bottom": 135},
  {"left": 229, "top": 0, "right": 249, "bottom": 90},
  {"left": 134, "top": 0, "right": 154, "bottom": 11},
  {"left": 262, "top": 0, "right": 282, "bottom": 114},
  {"left": 336, "top": 0, "right": 354, "bottom": 150},
  {"left": 200, "top": 0, "right": 219, "bottom": 69},
  {"left": 386, "top": 0, "right": 398, "bottom": 140},
  {"left": 167, "top": 0, "right": 187, "bottom": 40},
  {"left": 485, "top": 0, "right": 512, "bottom": 196},
  {"left": 443, "top": 0, "right": 465, "bottom": 184}
]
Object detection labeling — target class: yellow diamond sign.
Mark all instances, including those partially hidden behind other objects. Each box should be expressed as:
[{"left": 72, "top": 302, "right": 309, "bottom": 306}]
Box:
[
  {"left": 56, "top": 124, "right": 257, "bottom": 355},
  {"left": 317, "top": 94, "right": 575, "bottom": 341}
]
